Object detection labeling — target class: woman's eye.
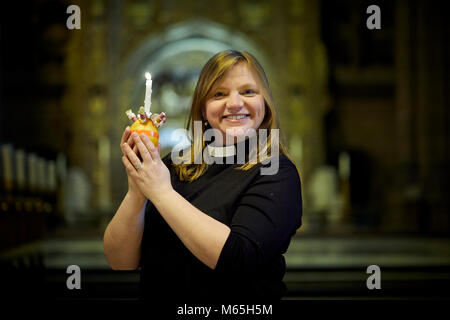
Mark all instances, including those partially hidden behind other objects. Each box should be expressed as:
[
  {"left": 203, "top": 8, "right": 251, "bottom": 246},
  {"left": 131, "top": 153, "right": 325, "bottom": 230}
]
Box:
[
  {"left": 243, "top": 89, "right": 256, "bottom": 95},
  {"left": 214, "top": 92, "right": 225, "bottom": 98}
]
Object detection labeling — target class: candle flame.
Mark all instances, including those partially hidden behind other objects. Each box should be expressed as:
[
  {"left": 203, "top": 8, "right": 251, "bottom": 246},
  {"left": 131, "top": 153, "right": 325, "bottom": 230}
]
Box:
[{"left": 145, "top": 72, "right": 151, "bottom": 80}]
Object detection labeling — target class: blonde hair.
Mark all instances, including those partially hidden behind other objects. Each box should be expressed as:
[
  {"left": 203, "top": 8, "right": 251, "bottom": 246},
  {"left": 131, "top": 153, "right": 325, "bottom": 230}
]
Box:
[{"left": 173, "top": 49, "right": 290, "bottom": 182}]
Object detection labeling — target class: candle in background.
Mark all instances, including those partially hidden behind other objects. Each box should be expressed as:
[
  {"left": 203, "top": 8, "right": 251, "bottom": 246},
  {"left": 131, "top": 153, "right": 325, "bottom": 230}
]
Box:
[
  {"left": 28, "top": 153, "right": 37, "bottom": 193},
  {"left": 338, "top": 151, "right": 351, "bottom": 181},
  {"left": 338, "top": 151, "right": 351, "bottom": 223},
  {"left": 48, "top": 160, "right": 56, "bottom": 193},
  {"left": 15, "top": 149, "right": 26, "bottom": 192},
  {"left": 37, "top": 157, "right": 46, "bottom": 194},
  {"left": 144, "top": 72, "right": 152, "bottom": 115},
  {"left": 56, "top": 153, "right": 67, "bottom": 186},
  {"left": 1, "top": 144, "right": 13, "bottom": 191}
]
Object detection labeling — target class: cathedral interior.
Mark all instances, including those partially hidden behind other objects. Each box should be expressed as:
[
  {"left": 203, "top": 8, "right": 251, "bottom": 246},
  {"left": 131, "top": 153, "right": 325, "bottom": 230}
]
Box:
[{"left": 0, "top": 0, "right": 449, "bottom": 303}]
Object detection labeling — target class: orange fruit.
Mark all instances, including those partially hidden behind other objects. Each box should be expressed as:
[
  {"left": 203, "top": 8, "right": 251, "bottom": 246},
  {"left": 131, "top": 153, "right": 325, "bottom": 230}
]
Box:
[{"left": 130, "top": 120, "right": 159, "bottom": 146}]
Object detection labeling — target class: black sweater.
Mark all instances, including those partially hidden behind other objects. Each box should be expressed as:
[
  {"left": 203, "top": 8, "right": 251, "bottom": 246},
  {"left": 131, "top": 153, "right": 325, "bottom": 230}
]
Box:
[{"left": 140, "top": 142, "right": 302, "bottom": 303}]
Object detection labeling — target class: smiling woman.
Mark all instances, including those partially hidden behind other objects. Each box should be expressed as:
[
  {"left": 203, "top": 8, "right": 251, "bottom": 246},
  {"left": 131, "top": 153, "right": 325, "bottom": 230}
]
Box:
[
  {"left": 104, "top": 49, "right": 303, "bottom": 303},
  {"left": 203, "top": 62, "right": 265, "bottom": 145}
]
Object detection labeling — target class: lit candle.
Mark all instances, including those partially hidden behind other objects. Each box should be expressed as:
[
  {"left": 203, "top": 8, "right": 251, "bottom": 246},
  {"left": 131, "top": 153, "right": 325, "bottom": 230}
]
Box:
[{"left": 144, "top": 72, "right": 152, "bottom": 115}]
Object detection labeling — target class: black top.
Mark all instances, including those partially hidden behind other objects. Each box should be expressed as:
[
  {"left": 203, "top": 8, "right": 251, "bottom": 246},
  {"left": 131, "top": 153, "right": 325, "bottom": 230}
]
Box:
[{"left": 140, "top": 140, "right": 302, "bottom": 303}]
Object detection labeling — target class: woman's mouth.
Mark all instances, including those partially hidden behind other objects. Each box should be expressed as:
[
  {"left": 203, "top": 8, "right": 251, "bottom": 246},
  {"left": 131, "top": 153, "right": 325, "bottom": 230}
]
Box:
[{"left": 223, "top": 114, "right": 250, "bottom": 122}]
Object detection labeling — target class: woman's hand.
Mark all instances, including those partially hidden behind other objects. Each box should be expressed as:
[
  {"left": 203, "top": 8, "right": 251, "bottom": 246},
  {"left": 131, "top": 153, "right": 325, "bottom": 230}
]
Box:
[
  {"left": 122, "top": 132, "right": 172, "bottom": 201},
  {"left": 120, "top": 127, "right": 145, "bottom": 200}
]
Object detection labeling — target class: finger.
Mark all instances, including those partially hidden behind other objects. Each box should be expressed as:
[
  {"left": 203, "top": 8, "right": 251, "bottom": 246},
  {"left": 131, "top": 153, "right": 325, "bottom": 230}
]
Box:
[
  {"left": 121, "top": 126, "right": 131, "bottom": 146},
  {"left": 133, "top": 144, "right": 142, "bottom": 161},
  {"left": 132, "top": 133, "right": 152, "bottom": 162},
  {"left": 121, "top": 155, "right": 139, "bottom": 178},
  {"left": 126, "top": 134, "right": 136, "bottom": 150},
  {"left": 157, "top": 143, "right": 161, "bottom": 155},
  {"left": 121, "top": 127, "right": 135, "bottom": 155},
  {"left": 140, "top": 134, "right": 159, "bottom": 161},
  {"left": 123, "top": 141, "right": 143, "bottom": 170},
  {"left": 122, "top": 138, "right": 139, "bottom": 159}
]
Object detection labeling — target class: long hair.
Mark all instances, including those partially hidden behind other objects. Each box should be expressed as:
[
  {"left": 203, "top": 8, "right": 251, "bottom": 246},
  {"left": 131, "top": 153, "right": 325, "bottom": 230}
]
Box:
[{"left": 172, "top": 49, "right": 290, "bottom": 182}]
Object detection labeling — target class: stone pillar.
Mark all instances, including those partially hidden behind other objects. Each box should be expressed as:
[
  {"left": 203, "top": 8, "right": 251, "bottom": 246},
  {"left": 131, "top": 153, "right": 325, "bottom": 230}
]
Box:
[
  {"left": 286, "top": 0, "right": 330, "bottom": 230},
  {"left": 388, "top": 0, "right": 420, "bottom": 232},
  {"left": 390, "top": 0, "right": 450, "bottom": 233},
  {"left": 415, "top": 0, "right": 449, "bottom": 232},
  {"left": 63, "top": 0, "right": 113, "bottom": 221}
]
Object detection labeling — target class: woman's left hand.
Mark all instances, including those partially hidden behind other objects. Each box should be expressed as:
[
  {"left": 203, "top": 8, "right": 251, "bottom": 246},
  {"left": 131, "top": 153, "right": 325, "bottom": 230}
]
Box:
[{"left": 122, "top": 132, "right": 173, "bottom": 201}]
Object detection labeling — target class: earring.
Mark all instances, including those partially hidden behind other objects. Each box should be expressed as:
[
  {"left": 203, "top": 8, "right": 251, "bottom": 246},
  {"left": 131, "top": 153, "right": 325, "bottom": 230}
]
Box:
[{"left": 204, "top": 120, "right": 208, "bottom": 126}]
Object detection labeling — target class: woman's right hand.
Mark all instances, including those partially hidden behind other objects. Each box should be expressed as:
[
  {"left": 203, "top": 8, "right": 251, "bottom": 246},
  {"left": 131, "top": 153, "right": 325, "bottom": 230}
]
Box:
[
  {"left": 120, "top": 126, "right": 161, "bottom": 199},
  {"left": 121, "top": 126, "right": 145, "bottom": 199}
]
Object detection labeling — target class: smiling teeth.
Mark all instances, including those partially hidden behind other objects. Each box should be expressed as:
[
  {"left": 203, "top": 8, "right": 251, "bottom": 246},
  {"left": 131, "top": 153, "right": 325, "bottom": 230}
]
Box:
[{"left": 226, "top": 115, "right": 247, "bottom": 120}]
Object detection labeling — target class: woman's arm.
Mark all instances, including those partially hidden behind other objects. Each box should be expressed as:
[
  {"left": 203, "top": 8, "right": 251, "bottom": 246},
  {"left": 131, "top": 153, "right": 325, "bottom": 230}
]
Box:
[
  {"left": 215, "top": 158, "right": 303, "bottom": 274},
  {"left": 103, "top": 192, "right": 147, "bottom": 270},
  {"left": 103, "top": 127, "right": 149, "bottom": 270},
  {"left": 152, "top": 189, "right": 231, "bottom": 270}
]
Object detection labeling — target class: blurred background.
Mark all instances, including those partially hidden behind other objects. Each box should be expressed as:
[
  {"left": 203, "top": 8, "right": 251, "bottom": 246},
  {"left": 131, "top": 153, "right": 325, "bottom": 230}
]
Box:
[{"left": 0, "top": 0, "right": 449, "bottom": 301}]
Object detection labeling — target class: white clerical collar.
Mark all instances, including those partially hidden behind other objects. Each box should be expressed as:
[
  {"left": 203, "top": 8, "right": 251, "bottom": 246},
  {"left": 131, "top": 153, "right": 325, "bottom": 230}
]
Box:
[{"left": 206, "top": 143, "right": 236, "bottom": 157}]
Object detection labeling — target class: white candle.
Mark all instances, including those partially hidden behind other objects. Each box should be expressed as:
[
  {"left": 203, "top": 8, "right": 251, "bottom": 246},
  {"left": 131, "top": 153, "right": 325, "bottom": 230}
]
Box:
[
  {"left": 338, "top": 151, "right": 350, "bottom": 180},
  {"left": 144, "top": 72, "right": 152, "bottom": 114}
]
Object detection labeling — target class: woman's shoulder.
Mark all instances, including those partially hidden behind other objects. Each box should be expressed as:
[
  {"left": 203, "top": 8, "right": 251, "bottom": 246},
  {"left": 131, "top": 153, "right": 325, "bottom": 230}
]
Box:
[
  {"left": 259, "top": 153, "right": 300, "bottom": 178},
  {"left": 277, "top": 153, "right": 298, "bottom": 169},
  {"left": 247, "top": 153, "right": 302, "bottom": 205}
]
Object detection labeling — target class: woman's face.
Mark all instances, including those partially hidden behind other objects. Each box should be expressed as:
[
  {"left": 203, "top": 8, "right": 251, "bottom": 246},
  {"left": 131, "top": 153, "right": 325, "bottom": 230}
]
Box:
[{"left": 203, "top": 63, "right": 265, "bottom": 146}]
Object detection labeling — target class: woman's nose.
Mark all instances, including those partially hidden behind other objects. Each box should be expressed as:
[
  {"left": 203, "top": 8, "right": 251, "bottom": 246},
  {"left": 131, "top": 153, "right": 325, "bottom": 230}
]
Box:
[{"left": 226, "top": 91, "right": 244, "bottom": 109}]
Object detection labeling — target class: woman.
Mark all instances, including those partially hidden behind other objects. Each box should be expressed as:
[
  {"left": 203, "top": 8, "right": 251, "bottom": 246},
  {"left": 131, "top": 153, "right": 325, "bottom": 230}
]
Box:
[{"left": 103, "top": 50, "right": 302, "bottom": 302}]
